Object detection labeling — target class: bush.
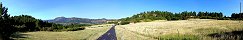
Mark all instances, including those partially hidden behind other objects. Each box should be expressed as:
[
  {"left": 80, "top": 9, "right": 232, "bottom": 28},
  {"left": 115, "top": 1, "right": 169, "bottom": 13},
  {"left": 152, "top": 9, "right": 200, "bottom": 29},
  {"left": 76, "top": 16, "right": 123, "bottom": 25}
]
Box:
[
  {"left": 119, "top": 21, "right": 130, "bottom": 25},
  {"left": 217, "top": 18, "right": 231, "bottom": 20},
  {"left": 107, "top": 21, "right": 118, "bottom": 24},
  {"left": 38, "top": 24, "right": 90, "bottom": 31},
  {"left": 63, "top": 27, "right": 85, "bottom": 31},
  {"left": 39, "top": 27, "right": 53, "bottom": 31},
  {"left": 142, "top": 19, "right": 153, "bottom": 22},
  {"left": 171, "top": 17, "right": 181, "bottom": 20},
  {"left": 200, "top": 16, "right": 207, "bottom": 19}
]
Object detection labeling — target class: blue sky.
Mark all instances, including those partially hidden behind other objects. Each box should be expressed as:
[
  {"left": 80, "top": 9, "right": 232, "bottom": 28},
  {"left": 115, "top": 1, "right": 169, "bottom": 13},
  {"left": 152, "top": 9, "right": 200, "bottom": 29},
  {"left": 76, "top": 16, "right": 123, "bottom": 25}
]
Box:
[{"left": 0, "top": 0, "right": 241, "bottom": 20}]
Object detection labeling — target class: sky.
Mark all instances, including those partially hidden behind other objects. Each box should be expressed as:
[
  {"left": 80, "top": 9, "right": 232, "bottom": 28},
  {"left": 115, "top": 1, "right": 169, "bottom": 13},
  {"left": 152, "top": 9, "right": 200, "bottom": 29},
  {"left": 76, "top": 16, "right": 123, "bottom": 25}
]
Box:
[{"left": 0, "top": 0, "right": 241, "bottom": 20}]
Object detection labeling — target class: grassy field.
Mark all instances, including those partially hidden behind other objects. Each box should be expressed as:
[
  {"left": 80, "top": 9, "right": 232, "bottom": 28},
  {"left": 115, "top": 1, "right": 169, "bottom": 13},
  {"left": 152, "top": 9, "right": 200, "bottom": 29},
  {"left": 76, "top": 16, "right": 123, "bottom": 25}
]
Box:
[
  {"left": 13, "top": 19, "right": 243, "bottom": 40},
  {"left": 115, "top": 19, "right": 243, "bottom": 40},
  {"left": 14, "top": 24, "right": 113, "bottom": 40}
]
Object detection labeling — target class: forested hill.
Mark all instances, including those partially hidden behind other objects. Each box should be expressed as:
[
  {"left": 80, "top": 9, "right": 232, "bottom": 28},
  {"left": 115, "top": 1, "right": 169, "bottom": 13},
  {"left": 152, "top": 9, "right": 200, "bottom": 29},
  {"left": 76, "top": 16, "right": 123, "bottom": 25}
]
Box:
[
  {"left": 119, "top": 11, "right": 243, "bottom": 24},
  {"left": 45, "top": 17, "right": 115, "bottom": 24}
]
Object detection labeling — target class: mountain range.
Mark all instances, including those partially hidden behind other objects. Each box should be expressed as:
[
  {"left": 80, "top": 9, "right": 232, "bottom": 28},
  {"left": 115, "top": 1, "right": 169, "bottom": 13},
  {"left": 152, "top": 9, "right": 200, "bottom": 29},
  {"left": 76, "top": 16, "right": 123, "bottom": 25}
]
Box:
[{"left": 45, "top": 17, "right": 115, "bottom": 24}]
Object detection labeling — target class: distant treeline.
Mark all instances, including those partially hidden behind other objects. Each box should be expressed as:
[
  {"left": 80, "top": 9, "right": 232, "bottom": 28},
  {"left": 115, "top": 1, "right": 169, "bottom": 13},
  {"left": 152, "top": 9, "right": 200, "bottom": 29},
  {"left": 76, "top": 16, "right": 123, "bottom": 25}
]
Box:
[
  {"left": 11, "top": 15, "right": 91, "bottom": 32},
  {"left": 117, "top": 11, "right": 243, "bottom": 25},
  {"left": 0, "top": 3, "right": 90, "bottom": 40},
  {"left": 231, "top": 13, "right": 243, "bottom": 20}
]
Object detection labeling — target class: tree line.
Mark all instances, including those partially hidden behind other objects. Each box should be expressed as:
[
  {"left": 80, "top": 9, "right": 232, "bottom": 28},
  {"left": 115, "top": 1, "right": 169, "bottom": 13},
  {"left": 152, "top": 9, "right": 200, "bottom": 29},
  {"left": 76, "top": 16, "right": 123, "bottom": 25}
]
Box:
[
  {"left": 11, "top": 15, "right": 90, "bottom": 31},
  {"left": 118, "top": 11, "right": 241, "bottom": 25},
  {"left": 231, "top": 13, "right": 243, "bottom": 20},
  {"left": 0, "top": 3, "right": 90, "bottom": 40}
]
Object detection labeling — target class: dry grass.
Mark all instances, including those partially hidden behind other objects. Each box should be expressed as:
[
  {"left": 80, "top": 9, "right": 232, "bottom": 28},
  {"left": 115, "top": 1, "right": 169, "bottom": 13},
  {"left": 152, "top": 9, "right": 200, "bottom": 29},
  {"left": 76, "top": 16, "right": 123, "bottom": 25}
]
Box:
[
  {"left": 14, "top": 19, "right": 243, "bottom": 40},
  {"left": 15, "top": 24, "right": 113, "bottom": 40},
  {"left": 115, "top": 19, "right": 243, "bottom": 40}
]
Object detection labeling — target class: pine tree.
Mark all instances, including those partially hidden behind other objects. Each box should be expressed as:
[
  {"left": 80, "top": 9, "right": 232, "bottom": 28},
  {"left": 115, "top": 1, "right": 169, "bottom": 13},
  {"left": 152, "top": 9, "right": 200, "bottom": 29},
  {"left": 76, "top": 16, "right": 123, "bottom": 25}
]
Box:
[{"left": 0, "top": 3, "right": 17, "bottom": 40}]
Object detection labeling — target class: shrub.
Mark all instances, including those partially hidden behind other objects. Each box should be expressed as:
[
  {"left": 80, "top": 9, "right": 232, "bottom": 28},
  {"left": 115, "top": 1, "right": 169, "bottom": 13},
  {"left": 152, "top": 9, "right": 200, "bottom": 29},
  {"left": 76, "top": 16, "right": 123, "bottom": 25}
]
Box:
[
  {"left": 142, "top": 19, "right": 153, "bottom": 22},
  {"left": 217, "top": 18, "right": 231, "bottom": 20},
  {"left": 63, "top": 27, "right": 85, "bottom": 31},
  {"left": 200, "top": 16, "right": 211, "bottom": 19},
  {"left": 107, "top": 21, "right": 118, "bottom": 24},
  {"left": 171, "top": 17, "right": 181, "bottom": 20},
  {"left": 119, "top": 21, "right": 130, "bottom": 25}
]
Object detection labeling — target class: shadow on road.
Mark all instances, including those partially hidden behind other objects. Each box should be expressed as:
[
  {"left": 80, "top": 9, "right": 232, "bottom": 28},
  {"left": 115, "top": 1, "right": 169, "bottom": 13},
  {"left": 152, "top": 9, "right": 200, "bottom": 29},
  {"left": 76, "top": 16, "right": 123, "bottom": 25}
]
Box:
[{"left": 97, "top": 25, "right": 117, "bottom": 40}]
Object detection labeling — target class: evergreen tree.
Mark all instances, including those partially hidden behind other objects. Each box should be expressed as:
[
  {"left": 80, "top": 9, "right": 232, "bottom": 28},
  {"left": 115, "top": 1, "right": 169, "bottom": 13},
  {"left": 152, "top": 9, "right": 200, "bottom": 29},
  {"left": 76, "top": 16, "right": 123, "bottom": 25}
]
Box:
[
  {"left": 0, "top": 3, "right": 17, "bottom": 40},
  {"left": 192, "top": 11, "right": 197, "bottom": 16}
]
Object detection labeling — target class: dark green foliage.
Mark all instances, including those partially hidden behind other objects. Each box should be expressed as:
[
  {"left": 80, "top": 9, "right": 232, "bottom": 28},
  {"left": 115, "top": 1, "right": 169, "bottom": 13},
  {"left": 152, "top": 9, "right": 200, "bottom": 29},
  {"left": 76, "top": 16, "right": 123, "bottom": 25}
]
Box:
[
  {"left": 180, "top": 11, "right": 198, "bottom": 20},
  {"left": 118, "top": 11, "right": 243, "bottom": 25},
  {"left": 0, "top": 3, "right": 17, "bottom": 40},
  {"left": 171, "top": 17, "right": 181, "bottom": 20},
  {"left": 107, "top": 21, "right": 119, "bottom": 24},
  {"left": 9, "top": 14, "right": 91, "bottom": 32},
  {"left": 11, "top": 15, "right": 40, "bottom": 31},
  {"left": 38, "top": 23, "right": 90, "bottom": 31},
  {"left": 62, "top": 24, "right": 88, "bottom": 31},
  {"left": 119, "top": 11, "right": 175, "bottom": 23},
  {"left": 197, "top": 12, "right": 223, "bottom": 19},
  {"left": 217, "top": 18, "right": 231, "bottom": 20},
  {"left": 231, "top": 13, "right": 243, "bottom": 20},
  {"left": 119, "top": 11, "right": 225, "bottom": 24}
]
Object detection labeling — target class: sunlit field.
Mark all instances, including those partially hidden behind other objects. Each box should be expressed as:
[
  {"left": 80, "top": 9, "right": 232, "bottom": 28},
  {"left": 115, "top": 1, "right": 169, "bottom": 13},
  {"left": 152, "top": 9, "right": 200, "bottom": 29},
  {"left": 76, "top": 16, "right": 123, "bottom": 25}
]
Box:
[
  {"left": 115, "top": 19, "right": 243, "bottom": 40},
  {"left": 14, "top": 24, "right": 113, "bottom": 40}
]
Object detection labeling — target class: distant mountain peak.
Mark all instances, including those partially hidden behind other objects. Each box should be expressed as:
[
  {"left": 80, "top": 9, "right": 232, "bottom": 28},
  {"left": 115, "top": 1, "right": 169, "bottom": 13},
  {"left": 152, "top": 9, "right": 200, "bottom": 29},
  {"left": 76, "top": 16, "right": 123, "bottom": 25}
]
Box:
[{"left": 54, "top": 17, "right": 66, "bottom": 21}]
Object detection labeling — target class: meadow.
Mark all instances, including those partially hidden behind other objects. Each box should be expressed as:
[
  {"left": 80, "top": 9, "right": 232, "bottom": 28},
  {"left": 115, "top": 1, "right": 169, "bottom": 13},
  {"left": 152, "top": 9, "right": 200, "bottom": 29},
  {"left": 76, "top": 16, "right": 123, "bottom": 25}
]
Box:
[
  {"left": 12, "top": 19, "right": 243, "bottom": 40},
  {"left": 115, "top": 19, "right": 243, "bottom": 40},
  {"left": 14, "top": 24, "right": 113, "bottom": 40}
]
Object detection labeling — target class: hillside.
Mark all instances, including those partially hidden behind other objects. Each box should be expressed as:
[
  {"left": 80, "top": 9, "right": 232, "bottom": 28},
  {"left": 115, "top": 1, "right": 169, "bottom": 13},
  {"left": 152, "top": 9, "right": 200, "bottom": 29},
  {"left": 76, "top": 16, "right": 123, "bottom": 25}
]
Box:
[
  {"left": 46, "top": 17, "right": 116, "bottom": 24},
  {"left": 115, "top": 19, "right": 243, "bottom": 40}
]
